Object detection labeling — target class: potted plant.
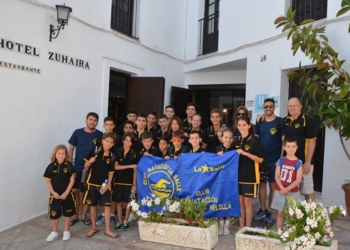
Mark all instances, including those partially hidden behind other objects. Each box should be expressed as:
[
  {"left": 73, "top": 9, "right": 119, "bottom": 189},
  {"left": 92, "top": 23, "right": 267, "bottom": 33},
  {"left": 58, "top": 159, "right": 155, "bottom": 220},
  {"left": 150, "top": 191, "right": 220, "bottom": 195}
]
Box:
[
  {"left": 342, "top": 180, "right": 350, "bottom": 216},
  {"left": 236, "top": 197, "right": 346, "bottom": 250},
  {"left": 129, "top": 194, "right": 218, "bottom": 250}
]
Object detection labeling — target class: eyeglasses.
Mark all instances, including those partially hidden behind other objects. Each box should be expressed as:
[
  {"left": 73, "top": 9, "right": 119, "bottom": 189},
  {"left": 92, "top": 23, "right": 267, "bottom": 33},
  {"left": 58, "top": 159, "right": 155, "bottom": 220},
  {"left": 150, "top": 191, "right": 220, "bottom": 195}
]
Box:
[
  {"left": 172, "top": 138, "right": 183, "bottom": 142},
  {"left": 263, "top": 105, "right": 274, "bottom": 109},
  {"left": 237, "top": 112, "right": 246, "bottom": 116}
]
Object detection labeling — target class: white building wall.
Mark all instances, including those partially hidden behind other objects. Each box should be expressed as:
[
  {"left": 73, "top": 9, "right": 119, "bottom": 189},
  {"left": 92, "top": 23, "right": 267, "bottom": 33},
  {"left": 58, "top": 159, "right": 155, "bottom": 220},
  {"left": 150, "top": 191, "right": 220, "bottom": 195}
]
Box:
[{"left": 0, "top": 0, "right": 186, "bottom": 232}]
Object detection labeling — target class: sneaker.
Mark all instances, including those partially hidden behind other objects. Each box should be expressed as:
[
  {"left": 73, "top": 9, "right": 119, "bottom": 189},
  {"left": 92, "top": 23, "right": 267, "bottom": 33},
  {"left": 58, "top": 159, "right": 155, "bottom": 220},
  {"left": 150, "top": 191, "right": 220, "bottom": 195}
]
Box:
[
  {"left": 223, "top": 221, "right": 230, "bottom": 236},
  {"left": 218, "top": 221, "right": 224, "bottom": 236},
  {"left": 128, "top": 213, "right": 137, "bottom": 222},
  {"left": 253, "top": 208, "right": 266, "bottom": 220},
  {"left": 110, "top": 216, "right": 116, "bottom": 226},
  {"left": 46, "top": 231, "right": 58, "bottom": 242},
  {"left": 96, "top": 215, "right": 105, "bottom": 226},
  {"left": 114, "top": 221, "right": 122, "bottom": 231},
  {"left": 62, "top": 231, "right": 70, "bottom": 241},
  {"left": 264, "top": 211, "right": 272, "bottom": 223},
  {"left": 122, "top": 222, "right": 129, "bottom": 231}
]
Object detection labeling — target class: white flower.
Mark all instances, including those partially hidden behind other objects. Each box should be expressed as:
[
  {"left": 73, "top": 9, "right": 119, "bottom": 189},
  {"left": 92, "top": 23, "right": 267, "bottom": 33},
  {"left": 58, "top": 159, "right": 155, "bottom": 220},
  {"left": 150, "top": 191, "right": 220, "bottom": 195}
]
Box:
[
  {"left": 141, "top": 212, "right": 148, "bottom": 218},
  {"left": 289, "top": 208, "right": 294, "bottom": 216},
  {"left": 283, "top": 231, "right": 290, "bottom": 238},
  {"left": 162, "top": 206, "right": 166, "bottom": 211},
  {"left": 310, "top": 202, "right": 316, "bottom": 210},
  {"left": 154, "top": 197, "right": 161, "bottom": 205},
  {"left": 296, "top": 209, "right": 304, "bottom": 219},
  {"left": 306, "top": 217, "right": 313, "bottom": 226},
  {"left": 137, "top": 211, "right": 142, "bottom": 216},
  {"left": 325, "top": 219, "right": 331, "bottom": 227},
  {"left": 314, "top": 232, "right": 321, "bottom": 240},
  {"left": 329, "top": 231, "right": 334, "bottom": 238},
  {"left": 304, "top": 226, "right": 310, "bottom": 232},
  {"left": 141, "top": 198, "right": 147, "bottom": 205},
  {"left": 329, "top": 206, "right": 334, "bottom": 214},
  {"left": 151, "top": 193, "right": 156, "bottom": 198},
  {"left": 310, "top": 220, "right": 318, "bottom": 228},
  {"left": 147, "top": 201, "right": 152, "bottom": 207}
]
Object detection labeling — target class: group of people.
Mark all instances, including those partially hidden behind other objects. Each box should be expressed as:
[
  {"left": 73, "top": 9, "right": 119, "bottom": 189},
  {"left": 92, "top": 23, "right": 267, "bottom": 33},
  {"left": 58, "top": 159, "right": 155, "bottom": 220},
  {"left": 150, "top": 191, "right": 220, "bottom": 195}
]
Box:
[{"left": 43, "top": 97, "right": 317, "bottom": 241}]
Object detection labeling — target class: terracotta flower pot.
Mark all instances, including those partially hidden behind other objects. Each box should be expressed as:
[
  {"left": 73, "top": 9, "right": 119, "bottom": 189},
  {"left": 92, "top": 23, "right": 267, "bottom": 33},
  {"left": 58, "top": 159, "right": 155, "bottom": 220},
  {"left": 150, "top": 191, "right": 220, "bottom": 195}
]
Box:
[{"left": 342, "top": 184, "right": 350, "bottom": 217}]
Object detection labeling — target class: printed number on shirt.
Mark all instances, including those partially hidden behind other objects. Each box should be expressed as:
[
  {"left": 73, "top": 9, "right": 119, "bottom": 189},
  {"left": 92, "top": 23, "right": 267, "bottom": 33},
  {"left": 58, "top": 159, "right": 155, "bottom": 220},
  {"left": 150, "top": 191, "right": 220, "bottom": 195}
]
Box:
[{"left": 280, "top": 169, "right": 293, "bottom": 183}]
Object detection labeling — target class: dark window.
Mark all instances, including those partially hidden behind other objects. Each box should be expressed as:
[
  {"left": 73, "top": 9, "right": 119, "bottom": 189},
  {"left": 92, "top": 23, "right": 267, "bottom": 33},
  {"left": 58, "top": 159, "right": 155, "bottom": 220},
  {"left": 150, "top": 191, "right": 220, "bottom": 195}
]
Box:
[
  {"left": 198, "top": 0, "right": 220, "bottom": 56},
  {"left": 111, "top": 0, "right": 138, "bottom": 38},
  {"left": 292, "top": 0, "right": 327, "bottom": 26}
]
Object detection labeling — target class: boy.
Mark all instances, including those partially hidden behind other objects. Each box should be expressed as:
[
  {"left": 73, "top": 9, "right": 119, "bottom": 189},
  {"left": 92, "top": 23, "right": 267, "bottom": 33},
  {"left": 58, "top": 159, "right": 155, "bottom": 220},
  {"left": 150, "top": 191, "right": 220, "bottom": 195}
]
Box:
[
  {"left": 272, "top": 137, "right": 303, "bottom": 230},
  {"left": 123, "top": 120, "right": 135, "bottom": 134},
  {"left": 83, "top": 133, "right": 117, "bottom": 238},
  {"left": 146, "top": 111, "right": 159, "bottom": 132},
  {"left": 117, "top": 109, "right": 137, "bottom": 136},
  {"left": 138, "top": 131, "right": 161, "bottom": 160},
  {"left": 187, "top": 131, "right": 205, "bottom": 153},
  {"left": 183, "top": 103, "right": 197, "bottom": 134},
  {"left": 133, "top": 114, "right": 147, "bottom": 151},
  {"left": 68, "top": 112, "right": 103, "bottom": 226},
  {"left": 165, "top": 105, "right": 175, "bottom": 126},
  {"left": 154, "top": 114, "right": 169, "bottom": 146},
  {"left": 168, "top": 130, "right": 187, "bottom": 159},
  {"left": 95, "top": 117, "right": 121, "bottom": 226},
  {"left": 202, "top": 109, "right": 223, "bottom": 153},
  {"left": 159, "top": 136, "right": 170, "bottom": 158},
  {"left": 113, "top": 132, "right": 137, "bottom": 231}
]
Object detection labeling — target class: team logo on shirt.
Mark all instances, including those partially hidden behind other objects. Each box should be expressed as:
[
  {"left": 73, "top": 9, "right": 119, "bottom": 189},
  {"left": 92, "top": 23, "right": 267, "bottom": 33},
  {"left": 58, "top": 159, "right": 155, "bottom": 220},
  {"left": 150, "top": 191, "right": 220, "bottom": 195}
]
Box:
[
  {"left": 295, "top": 123, "right": 300, "bottom": 128},
  {"left": 270, "top": 128, "right": 277, "bottom": 135},
  {"left": 106, "top": 159, "right": 110, "bottom": 164},
  {"left": 93, "top": 138, "right": 98, "bottom": 145},
  {"left": 63, "top": 168, "right": 68, "bottom": 173},
  {"left": 244, "top": 145, "right": 250, "bottom": 151}
]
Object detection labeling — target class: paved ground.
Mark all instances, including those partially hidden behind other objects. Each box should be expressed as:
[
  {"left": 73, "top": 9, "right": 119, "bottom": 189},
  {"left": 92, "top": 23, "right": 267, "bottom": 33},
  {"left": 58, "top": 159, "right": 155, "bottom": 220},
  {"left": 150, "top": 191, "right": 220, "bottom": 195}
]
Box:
[{"left": 0, "top": 198, "right": 349, "bottom": 250}]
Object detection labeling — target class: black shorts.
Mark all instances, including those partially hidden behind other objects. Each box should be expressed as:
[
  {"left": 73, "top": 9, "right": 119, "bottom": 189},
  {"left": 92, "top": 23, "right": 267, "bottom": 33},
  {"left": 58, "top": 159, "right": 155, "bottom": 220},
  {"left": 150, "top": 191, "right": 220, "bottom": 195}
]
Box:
[
  {"left": 73, "top": 171, "right": 82, "bottom": 189},
  {"left": 83, "top": 185, "right": 111, "bottom": 207},
  {"left": 238, "top": 183, "right": 258, "bottom": 198},
  {"left": 48, "top": 192, "right": 76, "bottom": 219},
  {"left": 112, "top": 184, "right": 132, "bottom": 203}
]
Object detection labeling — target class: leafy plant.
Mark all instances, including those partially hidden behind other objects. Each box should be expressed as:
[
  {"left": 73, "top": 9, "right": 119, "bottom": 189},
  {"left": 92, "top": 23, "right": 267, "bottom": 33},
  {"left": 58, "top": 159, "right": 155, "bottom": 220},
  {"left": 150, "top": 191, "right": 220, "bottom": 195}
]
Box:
[
  {"left": 278, "top": 196, "right": 346, "bottom": 249},
  {"left": 274, "top": 1, "right": 350, "bottom": 159}
]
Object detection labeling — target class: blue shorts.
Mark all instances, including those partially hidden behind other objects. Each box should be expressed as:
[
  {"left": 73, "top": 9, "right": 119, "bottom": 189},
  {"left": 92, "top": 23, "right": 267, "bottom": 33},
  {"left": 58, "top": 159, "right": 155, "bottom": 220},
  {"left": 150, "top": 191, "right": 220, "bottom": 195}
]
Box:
[{"left": 268, "top": 163, "right": 276, "bottom": 183}]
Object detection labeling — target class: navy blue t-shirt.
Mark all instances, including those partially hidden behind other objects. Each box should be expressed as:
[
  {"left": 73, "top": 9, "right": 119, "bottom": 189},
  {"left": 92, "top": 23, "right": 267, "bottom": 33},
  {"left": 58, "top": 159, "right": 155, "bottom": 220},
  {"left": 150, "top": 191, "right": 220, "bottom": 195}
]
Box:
[
  {"left": 68, "top": 128, "right": 103, "bottom": 172},
  {"left": 255, "top": 117, "right": 285, "bottom": 165}
]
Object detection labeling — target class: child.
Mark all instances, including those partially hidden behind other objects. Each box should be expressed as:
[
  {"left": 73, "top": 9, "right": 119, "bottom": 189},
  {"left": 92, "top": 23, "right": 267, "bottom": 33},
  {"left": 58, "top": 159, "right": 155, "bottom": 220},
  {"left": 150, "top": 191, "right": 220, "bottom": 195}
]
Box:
[
  {"left": 168, "top": 130, "right": 187, "bottom": 159},
  {"left": 272, "top": 137, "right": 303, "bottom": 230},
  {"left": 117, "top": 109, "right": 137, "bottom": 136},
  {"left": 202, "top": 108, "right": 223, "bottom": 152},
  {"left": 216, "top": 126, "right": 226, "bottom": 145},
  {"left": 168, "top": 116, "right": 183, "bottom": 147},
  {"left": 133, "top": 114, "right": 147, "bottom": 151},
  {"left": 113, "top": 132, "right": 137, "bottom": 231},
  {"left": 183, "top": 103, "right": 197, "bottom": 134},
  {"left": 233, "top": 116, "right": 264, "bottom": 229},
  {"left": 159, "top": 136, "right": 170, "bottom": 159},
  {"left": 146, "top": 111, "right": 159, "bottom": 132},
  {"left": 83, "top": 133, "right": 117, "bottom": 238},
  {"left": 123, "top": 120, "right": 135, "bottom": 134},
  {"left": 165, "top": 105, "right": 175, "bottom": 126},
  {"left": 216, "top": 128, "right": 234, "bottom": 236},
  {"left": 96, "top": 117, "right": 120, "bottom": 226},
  {"left": 188, "top": 131, "right": 205, "bottom": 153},
  {"left": 154, "top": 114, "right": 169, "bottom": 146},
  {"left": 43, "top": 145, "right": 76, "bottom": 241},
  {"left": 138, "top": 131, "right": 161, "bottom": 160},
  {"left": 190, "top": 114, "right": 203, "bottom": 133}
]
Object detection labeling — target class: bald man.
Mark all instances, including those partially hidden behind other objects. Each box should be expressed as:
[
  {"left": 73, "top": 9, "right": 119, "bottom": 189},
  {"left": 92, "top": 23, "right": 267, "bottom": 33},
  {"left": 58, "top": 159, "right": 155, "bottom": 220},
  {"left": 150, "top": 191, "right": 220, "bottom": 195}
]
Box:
[{"left": 284, "top": 97, "right": 317, "bottom": 202}]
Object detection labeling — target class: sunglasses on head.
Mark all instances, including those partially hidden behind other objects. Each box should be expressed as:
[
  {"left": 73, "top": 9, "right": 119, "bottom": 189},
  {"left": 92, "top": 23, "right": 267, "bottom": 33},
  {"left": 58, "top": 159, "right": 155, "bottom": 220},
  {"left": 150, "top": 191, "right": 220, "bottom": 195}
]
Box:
[
  {"left": 172, "top": 138, "right": 183, "bottom": 142},
  {"left": 237, "top": 112, "right": 246, "bottom": 116},
  {"left": 263, "top": 105, "right": 274, "bottom": 109}
]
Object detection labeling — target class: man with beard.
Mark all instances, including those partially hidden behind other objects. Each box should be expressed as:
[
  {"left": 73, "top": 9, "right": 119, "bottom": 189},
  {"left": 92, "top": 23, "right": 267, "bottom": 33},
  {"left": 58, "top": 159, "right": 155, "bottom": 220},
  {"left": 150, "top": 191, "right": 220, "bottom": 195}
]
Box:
[
  {"left": 254, "top": 98, "right": 285, "bottom": 223},
  {"left": 68, "top": 112, "right": 103, "bottom": 226}
]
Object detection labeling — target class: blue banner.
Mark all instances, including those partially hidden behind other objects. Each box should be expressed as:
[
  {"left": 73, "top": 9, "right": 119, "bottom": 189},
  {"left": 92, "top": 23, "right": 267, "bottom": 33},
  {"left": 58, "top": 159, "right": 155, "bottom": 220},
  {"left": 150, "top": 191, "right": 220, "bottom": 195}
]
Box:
[{"left": 137, "top": 151, "right": 241, "bottom": 218}]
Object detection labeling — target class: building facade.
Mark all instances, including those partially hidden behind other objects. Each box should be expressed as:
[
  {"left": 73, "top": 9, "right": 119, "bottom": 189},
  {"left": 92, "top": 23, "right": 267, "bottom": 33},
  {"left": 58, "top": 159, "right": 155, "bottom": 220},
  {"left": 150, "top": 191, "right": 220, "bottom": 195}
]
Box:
[{"left": 0, "top": 0, "right": 349, "bottom": 232}]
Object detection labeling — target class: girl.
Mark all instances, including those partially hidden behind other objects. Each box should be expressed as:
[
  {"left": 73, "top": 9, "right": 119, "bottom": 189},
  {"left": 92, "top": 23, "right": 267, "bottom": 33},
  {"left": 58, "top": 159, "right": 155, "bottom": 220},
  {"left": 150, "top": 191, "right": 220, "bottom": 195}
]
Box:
[
  {"left": 43, "top": 145, "right": 76, "bottom": 242},
  {"left": 216, "top": 126, "right": 226, "bottom": 145},
  {"left": 216, "top": 128, "right": 235, "bottom": 236},
  {"left": 190, "top": 114, "right": 202, "bottom": 132},
  {"left": 234, "top": 116, "right": 264, "bottom": 228},
  {"left": 168, "top": 116, "right": 183, "bottom": 146}
]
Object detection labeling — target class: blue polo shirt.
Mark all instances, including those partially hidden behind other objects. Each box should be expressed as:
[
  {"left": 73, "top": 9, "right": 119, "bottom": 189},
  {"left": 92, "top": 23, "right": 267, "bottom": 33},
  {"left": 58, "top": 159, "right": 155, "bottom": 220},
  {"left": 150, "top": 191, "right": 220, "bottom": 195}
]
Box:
[
  {"left": 255, "top": 117, "right": 285, "bottom": 165},
  {"left": 68, "top": 128, "right": 103, "bottom": 172}
]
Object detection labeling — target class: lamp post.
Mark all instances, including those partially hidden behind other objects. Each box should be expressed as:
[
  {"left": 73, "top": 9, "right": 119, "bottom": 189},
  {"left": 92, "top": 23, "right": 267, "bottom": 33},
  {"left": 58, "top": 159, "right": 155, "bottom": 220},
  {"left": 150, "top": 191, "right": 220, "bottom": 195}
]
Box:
[{"left": 49, "top": 4, "right": 73, "bottom": 42}]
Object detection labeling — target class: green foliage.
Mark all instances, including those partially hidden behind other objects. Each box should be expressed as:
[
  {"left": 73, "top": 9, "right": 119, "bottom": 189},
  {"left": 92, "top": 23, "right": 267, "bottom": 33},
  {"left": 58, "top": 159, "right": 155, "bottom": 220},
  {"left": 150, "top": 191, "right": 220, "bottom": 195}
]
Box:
[{"left": 274, "top": 3, "right": 350, "bottom": 158}]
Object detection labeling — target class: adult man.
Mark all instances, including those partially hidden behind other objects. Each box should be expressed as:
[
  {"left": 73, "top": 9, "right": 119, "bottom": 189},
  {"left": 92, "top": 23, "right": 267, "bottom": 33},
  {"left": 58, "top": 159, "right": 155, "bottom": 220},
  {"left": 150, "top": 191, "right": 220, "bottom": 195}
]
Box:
[
  {"left": 284, "top": 97, "right": 317, "bottom": 202},
  {"left": 183, "top": 103, "right": 197, "bottom": 134},
  {"left": 202, "top": 108, "right": 222, "bottom": 153},
  {"left": 254, "top": 98, "right": 285, "bottom": 222},
  {"left": 165, "top": 105, "right": 175, "bottom": 126},
  {"left": 68, "top": 112, "right": 103, "bottom": 226}
]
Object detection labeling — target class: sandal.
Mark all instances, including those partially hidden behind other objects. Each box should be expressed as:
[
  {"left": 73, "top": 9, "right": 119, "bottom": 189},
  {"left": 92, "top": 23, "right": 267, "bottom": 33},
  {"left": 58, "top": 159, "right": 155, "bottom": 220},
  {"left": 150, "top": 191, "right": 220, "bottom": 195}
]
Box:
[
  {"left": 81, "top": 217, "right": 92, "bottom": 225},
  {"left": 70, "top": 218, "right": 79, "bottom": 226},
  {"left": 86, "top": 230, "right": 99, "bottom": 238},
  {"left": 104, "top": 232, "right": 118, "bottom": 238}
]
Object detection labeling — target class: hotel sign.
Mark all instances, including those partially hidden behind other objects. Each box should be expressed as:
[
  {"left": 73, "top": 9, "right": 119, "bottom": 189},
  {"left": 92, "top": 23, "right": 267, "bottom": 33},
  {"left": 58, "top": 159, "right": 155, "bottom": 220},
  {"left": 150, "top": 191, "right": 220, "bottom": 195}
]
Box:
[
  {"left": 0, "top": 38, "right": 40, "bottom": 57},
  {"left": 48, "top": 52, "right": 90, "bottom": 69},
  {"left": 0, "top": 60, "right": 41, "bottom": 74}
]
